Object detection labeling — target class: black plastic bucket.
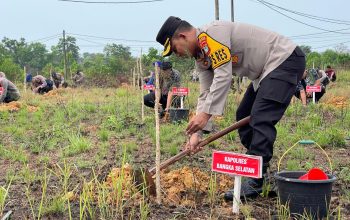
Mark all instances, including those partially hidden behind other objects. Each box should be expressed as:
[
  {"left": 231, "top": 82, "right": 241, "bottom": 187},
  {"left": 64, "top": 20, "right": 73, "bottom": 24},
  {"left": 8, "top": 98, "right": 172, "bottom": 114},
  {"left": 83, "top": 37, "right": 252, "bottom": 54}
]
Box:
[
  {"left": 275, "top": 171, "right": 336, "bottom": 219},
  {"left": 168, "top": 108, "right": 189, "bottom": 123}
]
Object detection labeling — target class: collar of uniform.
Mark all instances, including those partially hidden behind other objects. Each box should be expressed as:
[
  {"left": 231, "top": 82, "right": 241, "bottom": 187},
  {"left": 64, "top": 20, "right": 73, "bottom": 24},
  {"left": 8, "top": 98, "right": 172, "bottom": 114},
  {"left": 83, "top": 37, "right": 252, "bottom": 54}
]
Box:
[{"left": 195, "top": 28, "right": 205, "bottom": 60}]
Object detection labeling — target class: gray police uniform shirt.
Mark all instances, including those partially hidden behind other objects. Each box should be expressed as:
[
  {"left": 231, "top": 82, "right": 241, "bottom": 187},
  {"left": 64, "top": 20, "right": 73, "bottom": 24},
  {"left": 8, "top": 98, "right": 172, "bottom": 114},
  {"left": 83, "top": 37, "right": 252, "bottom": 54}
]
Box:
[
  {"left": 195, "top": 20, "right": 296, "bottom": 116},
  {"left": 0, "top": 78, "right": 20, "bottom": 103}
]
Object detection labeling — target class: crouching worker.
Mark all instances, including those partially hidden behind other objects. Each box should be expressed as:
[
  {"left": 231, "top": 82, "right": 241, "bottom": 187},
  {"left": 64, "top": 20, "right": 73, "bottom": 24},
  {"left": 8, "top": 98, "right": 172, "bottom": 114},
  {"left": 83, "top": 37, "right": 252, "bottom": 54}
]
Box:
[
  {"left": 305, "top": 68, "right": 327, "bottom": 103},
  {"left": 51, "top": 72, "right": 66, "bottom": 88},
  {"left": 294, "top": 70, "right": 308, "bottom": 106},
  {"left": 143, "top": 61, "right": 181, "bottom": 118},
  {"left": 32, "top": 75, "right": 53, "bottom": 94},
  {"left": 73, "top": 70, "right": 85, "bottom": 86},
  {"left": 0, "top": 72, "right": 20, "bottom": 103}
]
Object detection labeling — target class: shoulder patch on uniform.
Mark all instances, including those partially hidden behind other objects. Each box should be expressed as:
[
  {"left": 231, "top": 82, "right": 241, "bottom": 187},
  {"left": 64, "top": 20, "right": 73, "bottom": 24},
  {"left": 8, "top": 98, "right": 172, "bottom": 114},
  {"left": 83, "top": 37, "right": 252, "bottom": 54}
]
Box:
[{"left": 198, "top": 32, "right": 231, "bottom": 70}]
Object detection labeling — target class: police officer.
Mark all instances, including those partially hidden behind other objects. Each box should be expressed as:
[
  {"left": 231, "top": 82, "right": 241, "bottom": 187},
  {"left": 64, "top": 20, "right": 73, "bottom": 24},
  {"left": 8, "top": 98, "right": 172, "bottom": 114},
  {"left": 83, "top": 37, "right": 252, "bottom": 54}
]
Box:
[{"left": 156, "top": 16, "right": 306, "bottom": 199}]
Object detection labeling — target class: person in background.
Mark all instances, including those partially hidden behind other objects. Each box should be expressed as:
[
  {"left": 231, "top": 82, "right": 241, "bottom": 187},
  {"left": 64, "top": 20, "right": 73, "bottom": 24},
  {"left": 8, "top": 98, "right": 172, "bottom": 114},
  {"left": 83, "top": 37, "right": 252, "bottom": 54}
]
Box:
[
  {"left": 305, "top": 68, "right": 328, "bottom": 103},
  {"left": 0, "top": 72, "right": 20, "bottom": 103},
  {"left": 144, "top": 71, "right": 155, "bottom": 86},
  {"left": 51, "top": 72, "right": 65, "bottom": 88},
  {"left": 325, "top": 65, "right": 336, "bottom": 82},
  {"left": 73, "top": 70, "right": 85, "bottom": 86},
  {"left": 32, "top": 75, "right": 53, "bottom": 94},
  {"left": 26, "top": 71, "right": 33, "bottom": 89},
  {"left": 294, "top": 70, "right": 308, "bottom": 106},
  {"left": 143, "top": 61, "right": 181, "bottom": 117}
]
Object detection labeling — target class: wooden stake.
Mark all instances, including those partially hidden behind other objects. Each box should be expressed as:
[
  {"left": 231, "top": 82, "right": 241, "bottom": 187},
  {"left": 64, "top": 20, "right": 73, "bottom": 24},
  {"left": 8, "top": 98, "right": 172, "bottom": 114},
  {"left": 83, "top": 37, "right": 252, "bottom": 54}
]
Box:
[
  {"left": 154, "top": 62, "right": 161, "bottom": 204},
  {"left": 232, "top": 175, "right": 242, "bottom": 213},
  {"left": 23, "top": 66, "right": 26, "bottom": 92},
  {"left": 132, "top": 68, "right": 135, "bottom": 88},
  {"left": 140, "top": 49, "right": 144, "bottom": 122},
  {"left": 137, "top": 59, "right": 140, "bottom": 89}
]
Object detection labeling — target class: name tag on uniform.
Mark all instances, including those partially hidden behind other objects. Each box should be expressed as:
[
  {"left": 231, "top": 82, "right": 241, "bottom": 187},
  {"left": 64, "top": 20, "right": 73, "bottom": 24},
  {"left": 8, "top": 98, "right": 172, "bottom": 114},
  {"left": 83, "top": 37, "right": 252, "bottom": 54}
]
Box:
[{"left": 198, "top": 32, "right": 231, "bottom": 70}]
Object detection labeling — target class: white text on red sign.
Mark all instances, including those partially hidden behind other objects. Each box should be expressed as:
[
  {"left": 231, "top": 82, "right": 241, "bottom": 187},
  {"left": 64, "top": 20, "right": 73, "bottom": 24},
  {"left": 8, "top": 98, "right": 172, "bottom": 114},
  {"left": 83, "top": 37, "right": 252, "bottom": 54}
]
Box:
[
  {"left": 143, "top": 85, "right": 155, "bottom": 90},
  {"left": 212, "top": 151, "right": 263, "bottom": 178},
  {"left": 172, "top": 87, "right": 189, "bottom": 96},
  {"left": 306, "top": 85, "right": 321, "bottom": 93}
]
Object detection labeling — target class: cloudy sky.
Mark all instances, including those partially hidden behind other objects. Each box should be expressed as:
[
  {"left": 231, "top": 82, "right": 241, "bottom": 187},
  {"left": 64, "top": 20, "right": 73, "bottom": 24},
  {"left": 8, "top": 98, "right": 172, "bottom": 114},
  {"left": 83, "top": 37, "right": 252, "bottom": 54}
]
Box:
[{"left": 1, "top": 0, "right": 350, "bottom": 55}]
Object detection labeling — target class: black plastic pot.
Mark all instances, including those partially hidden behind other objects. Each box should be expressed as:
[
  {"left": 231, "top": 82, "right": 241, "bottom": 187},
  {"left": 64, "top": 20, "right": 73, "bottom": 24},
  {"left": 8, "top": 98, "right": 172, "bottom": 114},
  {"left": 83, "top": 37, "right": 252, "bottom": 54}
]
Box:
[
  {"left": 275, "top": 171, "right": 336, "bottom": 219},
  {"left": 168, "top": 108, "right": 189, "bottom": 123}
]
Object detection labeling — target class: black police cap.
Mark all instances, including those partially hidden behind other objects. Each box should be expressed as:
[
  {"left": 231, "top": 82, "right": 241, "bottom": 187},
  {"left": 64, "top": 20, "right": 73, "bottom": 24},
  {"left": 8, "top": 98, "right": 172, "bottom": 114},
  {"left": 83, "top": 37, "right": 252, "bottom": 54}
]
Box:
[{"left": 156, "top": 16, "right": 183, "bottom": 57}]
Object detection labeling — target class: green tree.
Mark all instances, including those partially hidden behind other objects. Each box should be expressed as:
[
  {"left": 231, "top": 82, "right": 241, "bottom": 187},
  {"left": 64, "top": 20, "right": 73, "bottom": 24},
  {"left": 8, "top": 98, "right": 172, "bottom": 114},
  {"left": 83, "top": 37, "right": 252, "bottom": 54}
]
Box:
[
  {"left": 1, "top": 37, "right": 30, "bottom": 67},
  {"left": 299, "top": 45, "right": 312, "bottom": 56},
  {"left": 82, "top": 53, "right": 109, "bottom": 75},
  {"left": 27, "top": 42, "right": 49, "bottom": 72},
  {"left": 142, "top": 47, "right": 163, "bottom": 69},
  {"left": 0, "top": 58, "right": 22, "bottom": 81},
  {"left": 306, "top": 51, "right": 322, "bottom": 68},
  {"left": 104, "top": 44, "right": 134, "bottom": 75},
  {"left": 51, "top": 36, "right": 80, "bottom": 70}
]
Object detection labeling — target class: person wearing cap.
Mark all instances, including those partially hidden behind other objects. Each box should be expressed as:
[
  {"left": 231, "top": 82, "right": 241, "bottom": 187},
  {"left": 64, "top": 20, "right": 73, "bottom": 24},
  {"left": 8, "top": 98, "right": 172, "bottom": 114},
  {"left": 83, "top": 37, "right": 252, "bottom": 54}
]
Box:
[
  {"left": 143, "top": 61, "right": 181, "bottom": 117},
  {"left": 156, "top": 16, "right": 306, "bottom": 199},
  {"left": 0, "top": 72, "right": 20, "bottom": 103},
  {"left": 51, "top": 72, "right": 65, "bottom": 89}
]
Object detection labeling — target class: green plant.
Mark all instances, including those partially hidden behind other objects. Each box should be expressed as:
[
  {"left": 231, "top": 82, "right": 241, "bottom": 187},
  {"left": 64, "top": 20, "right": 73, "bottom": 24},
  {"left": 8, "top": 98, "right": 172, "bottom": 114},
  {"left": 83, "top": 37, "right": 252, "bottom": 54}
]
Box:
[
  {"left": 339, "top": 167, "right": 350, "bottom": 183},
  {"left": 37, "top": 170, "right": 49, "bottom": 219},
  {"left": 42, "top": 196, "right": 65, "bottom": 216},
  {"left": 260, "top": 181, "right": 272, "bottom": 198},
  {"left": 49, "top": 161, "right": 73, "bottom": 220},
  {"left": 207, "top": 172, "right": 217, "bottom": 218},
  {"left": 0, "top": 178, "right": 12, "bottom": 216},
  {"left": 63, "top": 134, "right": 92, "bottom": 156},
  {"left": 276, "top": 198, "right": 291, "bottom": 220},
  {"left": 286, "top": 159, "right": 301, "bottom": 171},
  {"left": 99, "top": 129, "right": 109, "bottom": 142},
  {"left": 240, "top": 204, "right": 253, "bottom": 219}
]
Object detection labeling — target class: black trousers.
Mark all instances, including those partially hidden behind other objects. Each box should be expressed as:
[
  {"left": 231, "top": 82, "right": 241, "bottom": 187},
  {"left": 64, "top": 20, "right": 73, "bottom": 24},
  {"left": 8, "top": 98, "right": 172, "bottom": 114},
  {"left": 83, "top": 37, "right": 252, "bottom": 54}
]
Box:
[
  {"left": 236, "top": 47, "right": 306, "bottom": 164},
  {"left": 144, "top": 92, "right": 168, "bottom": 110},
  {"left": 144, "top": 92, "right": 182, "bottom": 110},
  {"left": 38, "top": 80, "right": 54, "bottom": 94}
]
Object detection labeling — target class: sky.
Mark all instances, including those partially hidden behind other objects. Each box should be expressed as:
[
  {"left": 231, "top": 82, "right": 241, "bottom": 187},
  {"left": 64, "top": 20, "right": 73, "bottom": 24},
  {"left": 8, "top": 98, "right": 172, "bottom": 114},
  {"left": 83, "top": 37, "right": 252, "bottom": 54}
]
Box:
[{"left": 1, "top": 0, "right": 350, "bottom": 56}]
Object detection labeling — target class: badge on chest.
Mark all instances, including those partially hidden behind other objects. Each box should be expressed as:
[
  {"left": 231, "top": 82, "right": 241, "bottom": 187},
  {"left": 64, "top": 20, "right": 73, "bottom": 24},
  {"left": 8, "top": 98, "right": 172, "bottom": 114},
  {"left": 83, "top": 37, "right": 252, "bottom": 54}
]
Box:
[{"left": 198, "top": 32, "right": 231, "bottom": 70}]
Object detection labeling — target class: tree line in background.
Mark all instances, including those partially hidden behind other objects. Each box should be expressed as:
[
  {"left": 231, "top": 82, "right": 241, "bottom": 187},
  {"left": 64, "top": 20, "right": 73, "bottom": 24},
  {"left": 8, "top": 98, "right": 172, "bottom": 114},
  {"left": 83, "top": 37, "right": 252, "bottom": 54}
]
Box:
[{"left": 1, "top": 35, "right": 350, "bottom": 82}]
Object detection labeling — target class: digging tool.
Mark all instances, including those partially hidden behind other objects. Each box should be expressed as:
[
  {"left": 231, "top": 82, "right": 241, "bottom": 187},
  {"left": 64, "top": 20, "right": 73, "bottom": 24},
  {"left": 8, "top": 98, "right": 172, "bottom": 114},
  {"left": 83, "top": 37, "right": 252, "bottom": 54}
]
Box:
[{"left": 134, "top": 116, "right": 250, "bottom": 195}]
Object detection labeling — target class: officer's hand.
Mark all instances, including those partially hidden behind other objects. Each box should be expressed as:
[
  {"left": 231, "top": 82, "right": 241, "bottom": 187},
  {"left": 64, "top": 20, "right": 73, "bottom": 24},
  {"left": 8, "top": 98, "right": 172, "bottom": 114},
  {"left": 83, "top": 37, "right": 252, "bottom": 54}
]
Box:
[
  {"left": 186, "top": 112, "right": 211, "bottom": 135},
  {"left": 184, "top": 133, "right": 201, "bottom": 153}
]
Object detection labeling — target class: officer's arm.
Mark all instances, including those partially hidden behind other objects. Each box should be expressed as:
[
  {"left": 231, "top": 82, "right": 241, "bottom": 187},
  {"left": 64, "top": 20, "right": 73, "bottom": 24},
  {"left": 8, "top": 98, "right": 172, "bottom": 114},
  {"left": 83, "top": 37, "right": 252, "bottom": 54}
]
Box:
[
  {"left": 198, "top": 26, "right": 233, "bottom": 115},
  {"left": 201, "top": 62, "right": 232, "bottom": 115},
  {"left": 196, "top": 67, "right": 214, "bottom": 132}
]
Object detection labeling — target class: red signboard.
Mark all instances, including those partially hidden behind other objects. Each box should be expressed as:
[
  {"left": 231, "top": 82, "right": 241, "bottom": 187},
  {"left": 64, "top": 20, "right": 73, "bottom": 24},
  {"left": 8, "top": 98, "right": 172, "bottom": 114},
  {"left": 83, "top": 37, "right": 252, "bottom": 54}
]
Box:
[
  {"left": 143, "top": 84, "right": 155, "bottom": 90},
  {"left": 212, "top": 151, "right": 263, "bottom": 178},
  {"left": 306, "top": 85, "right": 321, "bottom": 93},
  {"left": 172, "top": 87, "right": 189, "bottom": 96}
]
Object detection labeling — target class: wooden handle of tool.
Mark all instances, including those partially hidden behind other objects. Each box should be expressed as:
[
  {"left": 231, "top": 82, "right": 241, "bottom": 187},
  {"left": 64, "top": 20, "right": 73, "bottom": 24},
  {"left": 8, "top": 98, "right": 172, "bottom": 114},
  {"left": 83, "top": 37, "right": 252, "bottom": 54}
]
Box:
[{"left": 149, "top": 116, "right": 250, "bottom": 175}]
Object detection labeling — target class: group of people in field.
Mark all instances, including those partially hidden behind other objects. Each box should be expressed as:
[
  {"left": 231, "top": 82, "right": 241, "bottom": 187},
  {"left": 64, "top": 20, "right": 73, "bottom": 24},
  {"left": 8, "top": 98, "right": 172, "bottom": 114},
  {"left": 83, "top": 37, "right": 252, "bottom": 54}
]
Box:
[
  {"left": 0, "top": 70, "right": 85, "bottom": 104},
  {"left": 294, "top": 65, "right": 337, "bottom": 106}
]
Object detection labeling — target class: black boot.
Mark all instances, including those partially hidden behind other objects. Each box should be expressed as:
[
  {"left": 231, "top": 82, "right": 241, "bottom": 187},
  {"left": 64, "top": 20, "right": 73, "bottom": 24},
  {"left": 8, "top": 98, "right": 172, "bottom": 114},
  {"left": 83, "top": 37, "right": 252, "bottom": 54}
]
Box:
[{"left": 224, "top": 164, "right": 268, "bottom": 201}]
